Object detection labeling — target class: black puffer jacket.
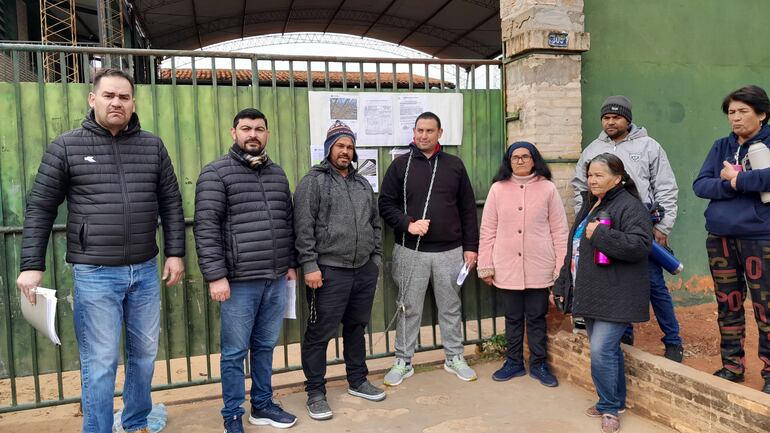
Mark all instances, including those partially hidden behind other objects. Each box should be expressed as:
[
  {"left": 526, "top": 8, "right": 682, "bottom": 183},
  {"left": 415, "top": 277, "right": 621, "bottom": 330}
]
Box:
[
  {"left": 553, "top": 186, "right": 652, "bottom": 323},
  {"left": 194, "top": 144, "right": 297, "bottom": 282},
  {"left": 20, "top": 110, "right": 185, "bottom": 271}
]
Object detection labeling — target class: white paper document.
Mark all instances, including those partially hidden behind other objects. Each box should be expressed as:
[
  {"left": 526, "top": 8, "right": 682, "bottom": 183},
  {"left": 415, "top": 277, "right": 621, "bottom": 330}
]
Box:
[
  {"left": 456, "top": 263, "right": 471, "bottom": 286},
  {"left": 284, "top": 279, "right": 297, "bottom": 320},
  {"left": 20, "top": 287, "right": 61, "bottom": 345}
]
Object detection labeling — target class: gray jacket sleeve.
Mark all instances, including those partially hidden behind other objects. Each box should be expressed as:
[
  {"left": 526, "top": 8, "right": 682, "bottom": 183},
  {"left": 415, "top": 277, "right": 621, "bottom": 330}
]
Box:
[
  {"left": 370, "top": 188, "right": 383, "bottom": 268},
  {"left": 571, "top": 151, "right": 590, "bottom": 214},
  {"left": 648, "top": 142, "right": 678, "bottom": 235},
  {"left": 293, "top": 174, "right": 322, "bottom": 274}
]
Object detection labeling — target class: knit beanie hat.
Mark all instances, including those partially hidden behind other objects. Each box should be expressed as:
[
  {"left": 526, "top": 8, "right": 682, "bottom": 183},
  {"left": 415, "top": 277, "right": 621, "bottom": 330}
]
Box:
[
  {"left": 323, "top": 120, "right": 358, "bottom": 162},
  {"left": 600, "top": 95, "right": 633, "bottom": 122}
]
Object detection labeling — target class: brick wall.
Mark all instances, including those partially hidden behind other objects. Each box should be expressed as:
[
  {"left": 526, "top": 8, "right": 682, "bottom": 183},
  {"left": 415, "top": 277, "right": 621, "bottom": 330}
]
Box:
[{"left": 549, "top": 331, "right": 770, "bottom": 433}]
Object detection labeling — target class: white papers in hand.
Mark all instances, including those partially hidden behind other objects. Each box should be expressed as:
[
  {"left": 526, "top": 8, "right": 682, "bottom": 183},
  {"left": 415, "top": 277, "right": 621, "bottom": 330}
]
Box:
[
  {"left": 456, "top": 263, "right": 471, "bottom": 286},
  {"left": 284, "top": 280, "right": 297, "bottom": 319},
  {"left": 20, "top": 287, "right": 61, "bottom": 345}
]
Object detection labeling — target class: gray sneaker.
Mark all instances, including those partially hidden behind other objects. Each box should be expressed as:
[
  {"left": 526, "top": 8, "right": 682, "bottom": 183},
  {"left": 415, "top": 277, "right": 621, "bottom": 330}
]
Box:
[
  {"left": 306, "top": 395, "right": 332, "bottom": 421},
  {"left": 348, "top": 380, "right": 386, "bottom": 401},
  {"left": 444, "top": 355, "right": 477, "bottom": 381},
  {"left": 383, "top": 358, "right": 414, "bottom": 386}
]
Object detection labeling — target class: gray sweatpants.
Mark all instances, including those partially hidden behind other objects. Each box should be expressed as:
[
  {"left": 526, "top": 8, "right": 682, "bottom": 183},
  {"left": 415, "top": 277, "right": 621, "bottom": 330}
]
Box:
[{"left": 391, "top": 244, "right": 465, "bottom": 360}]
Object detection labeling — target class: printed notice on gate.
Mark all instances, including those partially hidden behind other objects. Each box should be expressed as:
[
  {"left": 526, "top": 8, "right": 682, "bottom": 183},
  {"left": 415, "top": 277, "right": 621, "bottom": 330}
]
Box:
[{"left": 399, "top": 95, "right": 427, "bottom": 144}]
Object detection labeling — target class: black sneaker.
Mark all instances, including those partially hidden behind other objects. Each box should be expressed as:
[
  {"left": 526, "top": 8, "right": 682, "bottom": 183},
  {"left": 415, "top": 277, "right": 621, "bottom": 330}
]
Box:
[
  {"left": 620, "top": 334, "right": 634, "bottom": 346},
  {"left": 713, "top": 367, "right": 744, "bottom": 383},
  {"left": 529, "top": 363, "right": 558, "bottom": 387},
  {"left": 348, "top": 380, "right": 386, "bottom": 401},
  {"left": 762, "top": 377, "right": 770, "bottom": 394},
  {"left": 223, "top": 415, "right": 244, "bottom": 433},
  {"left": 664, "top": 344, "right": 684, "bottom": 362},
  {"left": 491, "top": 359, "right": 526, "bottom": 381},
  {"left": 306, "top": 394, "right": 333, "bottom": 421},
  {"left": 249, "top": 401, "right": 297, "bottom": 429}
]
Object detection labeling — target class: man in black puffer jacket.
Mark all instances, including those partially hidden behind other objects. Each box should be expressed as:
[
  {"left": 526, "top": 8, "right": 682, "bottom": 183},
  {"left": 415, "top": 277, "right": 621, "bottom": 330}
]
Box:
[
  {"left": 16, "top": 69, "right": 185, "bottom": 433},
  {"left": 194, "top": 108, "right": 298, "bottom": 432}
]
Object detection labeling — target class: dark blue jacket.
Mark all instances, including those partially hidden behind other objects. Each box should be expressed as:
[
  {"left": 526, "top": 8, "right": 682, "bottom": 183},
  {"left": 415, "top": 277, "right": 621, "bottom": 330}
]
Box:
[{"left": 692, "top": 124, "right": 770, "bottom": 239}]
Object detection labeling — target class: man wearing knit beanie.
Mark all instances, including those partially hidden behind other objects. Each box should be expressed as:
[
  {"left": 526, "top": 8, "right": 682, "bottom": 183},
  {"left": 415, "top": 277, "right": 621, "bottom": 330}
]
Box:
[
  {"left": 600, "top": 95, "right": 633, "bottom": 124},
  {"left": 571, "top": 95, "right": 684, "bottom": 363},
  {"left": 294, "top": 119, "right": 384, "bottom": 420},
  {"left": 323, "top": 120, "right": 358, "bottom": 163}
]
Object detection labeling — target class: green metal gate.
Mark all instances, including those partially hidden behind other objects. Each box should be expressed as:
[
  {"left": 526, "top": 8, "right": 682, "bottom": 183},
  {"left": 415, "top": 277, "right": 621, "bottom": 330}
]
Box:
[{"left": 0, "top": 44, "right": 504, "bottom": 412}]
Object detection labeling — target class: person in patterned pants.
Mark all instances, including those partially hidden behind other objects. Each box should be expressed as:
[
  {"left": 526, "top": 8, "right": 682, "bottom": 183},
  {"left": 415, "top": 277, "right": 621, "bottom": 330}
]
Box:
[
  {"left": 706, "top": 236, "right": 770, "bottom": 391},
  {"left": 694, "top": 84, "right": 770, "bottom": 394}
]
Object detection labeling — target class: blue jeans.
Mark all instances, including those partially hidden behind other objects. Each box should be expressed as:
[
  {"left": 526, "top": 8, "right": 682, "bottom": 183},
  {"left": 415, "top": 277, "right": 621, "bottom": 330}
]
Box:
[
  {"left": 624, "top": 261, "right": 682, "bottom": 345},
  {"left": 73, "top": 258, "right": 160, "bottom": 433},
  {"left": 586, "top": 319, "right": 628, "bottom": 416},
  {"left": 220, "top": 278, "right": 287, "bottom": 419}
]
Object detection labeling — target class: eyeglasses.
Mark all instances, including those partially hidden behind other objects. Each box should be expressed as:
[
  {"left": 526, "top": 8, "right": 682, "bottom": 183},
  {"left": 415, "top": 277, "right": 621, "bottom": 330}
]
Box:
[{"left": 511, "top": 155, "right": 532, "bottom": 163}]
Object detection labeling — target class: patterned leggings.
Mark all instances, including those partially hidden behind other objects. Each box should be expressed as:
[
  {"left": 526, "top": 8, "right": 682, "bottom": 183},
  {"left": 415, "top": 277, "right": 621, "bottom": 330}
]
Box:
[{"left": 706, "top": 235, "right": 770, "bottom": 377}]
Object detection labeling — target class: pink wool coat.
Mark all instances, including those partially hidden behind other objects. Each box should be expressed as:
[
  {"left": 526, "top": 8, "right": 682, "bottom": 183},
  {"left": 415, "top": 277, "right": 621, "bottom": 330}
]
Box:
[{"left": 477, "top": 175, "right": 568, "bottom": 290}]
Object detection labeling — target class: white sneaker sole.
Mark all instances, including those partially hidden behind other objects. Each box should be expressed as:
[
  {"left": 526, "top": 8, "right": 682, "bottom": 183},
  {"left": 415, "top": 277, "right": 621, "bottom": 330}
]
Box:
[
  {"left": 348, "top": 387, "right": 387, "bottom": 401},
  {"left": 306, "top": 407, "right": 333, "bottom": 421},
  {"left": 248, "top": 415, "right": 297, "bottom": 429},
  {"left": 444, "top": 364, "right": 477, "bottom": 381},
  {"left": 383, "top": 368, "right": 414, "bottom": 386}
]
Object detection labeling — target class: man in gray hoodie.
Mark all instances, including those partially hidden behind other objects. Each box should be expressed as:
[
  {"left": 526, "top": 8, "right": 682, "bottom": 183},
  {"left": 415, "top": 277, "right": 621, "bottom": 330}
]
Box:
[
  {"left": 571, "top": 95, "right": 684, "bottom": 362},
  {"left": 294, "top": 120, "right": 385, "bottom": 421}
]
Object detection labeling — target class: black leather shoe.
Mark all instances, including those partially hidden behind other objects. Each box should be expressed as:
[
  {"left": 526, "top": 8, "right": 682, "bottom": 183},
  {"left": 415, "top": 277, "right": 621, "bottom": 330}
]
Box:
[
  {"left": 713, "top": 368, "right": 744, "bottom": 383},
  {"left": 762, "top": 377, "right": 770, "bottom": 394}
]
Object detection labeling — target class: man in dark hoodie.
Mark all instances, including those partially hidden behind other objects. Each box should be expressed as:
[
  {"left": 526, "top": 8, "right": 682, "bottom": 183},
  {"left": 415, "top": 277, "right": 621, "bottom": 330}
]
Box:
[
  {"left": 378, "top": 112, "right": 479, "bottom": 386},
  {"left": 16, "top": 69, "right": 185, "bottom": 433},
  {"left": 294, "top": 120, "right": 384, "bottom": 421},
  {"left": 693, "top": 85, "right": 770, "bottom": 394},
  {"left": 194, "top": 108, "right": 298, "bottom": 432}
]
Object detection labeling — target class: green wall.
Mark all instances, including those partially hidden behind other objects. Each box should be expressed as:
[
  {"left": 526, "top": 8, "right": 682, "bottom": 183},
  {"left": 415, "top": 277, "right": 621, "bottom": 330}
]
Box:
[{"left": 582, "top": 0, "right": 770, "bottom": 303}]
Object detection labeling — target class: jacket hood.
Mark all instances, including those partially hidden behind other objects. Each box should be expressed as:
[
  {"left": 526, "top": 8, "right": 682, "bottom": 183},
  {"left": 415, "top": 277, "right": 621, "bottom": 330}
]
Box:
[
  {"left": 408, "top": 142, "right": 442, "bottom": 159},
  {"left": 82, "top": 108, "right": 141, "bottom": 137},
  {"left": 726, "top": 123, "right": 770, "bottom": 150},
  {"left": 597, "top": 123, "right": 648, "bottom": 143},
  {"left": 310, "top": 159, "right": 359, "bottom": 177}
]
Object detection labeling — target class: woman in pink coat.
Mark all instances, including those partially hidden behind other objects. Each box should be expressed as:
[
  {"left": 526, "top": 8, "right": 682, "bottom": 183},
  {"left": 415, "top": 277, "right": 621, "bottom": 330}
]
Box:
[{"left": 477, "top": 141, "right": 569, "bottom": 386}]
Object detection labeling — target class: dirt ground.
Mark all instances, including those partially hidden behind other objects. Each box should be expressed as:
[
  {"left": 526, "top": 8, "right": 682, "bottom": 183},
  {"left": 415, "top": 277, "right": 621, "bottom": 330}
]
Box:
[
  {"left": 2, "top": 301, "right": 767, "bottom": 410},
  {"left": 550, "top": 301, "right": 766, "bottom": 391}
]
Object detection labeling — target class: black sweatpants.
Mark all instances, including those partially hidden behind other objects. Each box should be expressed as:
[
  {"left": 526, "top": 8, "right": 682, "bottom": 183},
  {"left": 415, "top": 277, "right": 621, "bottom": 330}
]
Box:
[
  {"left": 301, "top": 260, "right": 379, "bottom": 397},
  {"left": 498, "top": 288, "right": 549, "bottom": 366}
]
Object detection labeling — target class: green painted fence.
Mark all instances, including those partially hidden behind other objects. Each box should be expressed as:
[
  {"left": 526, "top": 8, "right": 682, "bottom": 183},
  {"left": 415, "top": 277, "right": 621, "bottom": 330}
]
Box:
[{"left": 0, "top": 45, "right": 504, "bottom": 411}]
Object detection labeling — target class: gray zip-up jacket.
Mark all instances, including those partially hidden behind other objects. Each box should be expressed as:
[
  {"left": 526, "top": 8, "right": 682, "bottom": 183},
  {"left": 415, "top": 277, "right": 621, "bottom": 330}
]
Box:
[
  {"left": 294, "top": 161, "right": 382, "bottom": 274},
  {"left": 571, "top": 124, "right": 678, "bottom": 235}
]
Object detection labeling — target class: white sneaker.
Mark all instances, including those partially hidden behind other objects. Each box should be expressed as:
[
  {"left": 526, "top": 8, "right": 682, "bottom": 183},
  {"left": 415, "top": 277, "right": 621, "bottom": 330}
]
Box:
[
  {"left": 383, "top": 358, "right": 414, "bottom": 386},
  {"left": 444, "top": 355, "right": 477, "bottom": 381}
]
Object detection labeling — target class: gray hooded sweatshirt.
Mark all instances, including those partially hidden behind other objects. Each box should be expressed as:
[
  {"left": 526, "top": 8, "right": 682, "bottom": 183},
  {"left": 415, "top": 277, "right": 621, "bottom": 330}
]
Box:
[
  {"left": 294, "top": 160, "right": 382, "bottom": 274},
  {"left": 571, "top": 124, "right": 678, "bottom": 235}
]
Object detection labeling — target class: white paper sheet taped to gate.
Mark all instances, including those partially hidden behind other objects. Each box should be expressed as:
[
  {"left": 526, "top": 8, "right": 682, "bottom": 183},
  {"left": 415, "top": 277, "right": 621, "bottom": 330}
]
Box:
[{"left": 309, "top": 91, "right": 464, "bottom": 164}]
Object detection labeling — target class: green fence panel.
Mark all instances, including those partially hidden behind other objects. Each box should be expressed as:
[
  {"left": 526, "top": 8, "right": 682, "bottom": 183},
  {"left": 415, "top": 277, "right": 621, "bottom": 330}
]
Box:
[{"left": 0, "top": 57, "right": 504, "bottom": 411}]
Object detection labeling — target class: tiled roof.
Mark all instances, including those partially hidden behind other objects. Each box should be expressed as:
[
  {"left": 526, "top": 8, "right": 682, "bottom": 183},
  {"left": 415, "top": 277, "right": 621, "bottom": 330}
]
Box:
[{"left": 157, "top": 69, "right": 454, "bottom": 88}]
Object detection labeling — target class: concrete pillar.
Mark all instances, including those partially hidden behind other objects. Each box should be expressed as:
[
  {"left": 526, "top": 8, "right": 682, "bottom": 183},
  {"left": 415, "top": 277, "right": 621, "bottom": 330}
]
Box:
[{"left": 500, "top": 0, "right": 590, "bottom": 215}]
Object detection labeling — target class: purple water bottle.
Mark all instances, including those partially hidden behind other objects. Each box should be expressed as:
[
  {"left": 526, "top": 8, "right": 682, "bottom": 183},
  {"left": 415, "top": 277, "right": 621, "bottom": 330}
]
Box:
[{"left": 593, "top": 211, "right": 611, "bottom": 266}]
